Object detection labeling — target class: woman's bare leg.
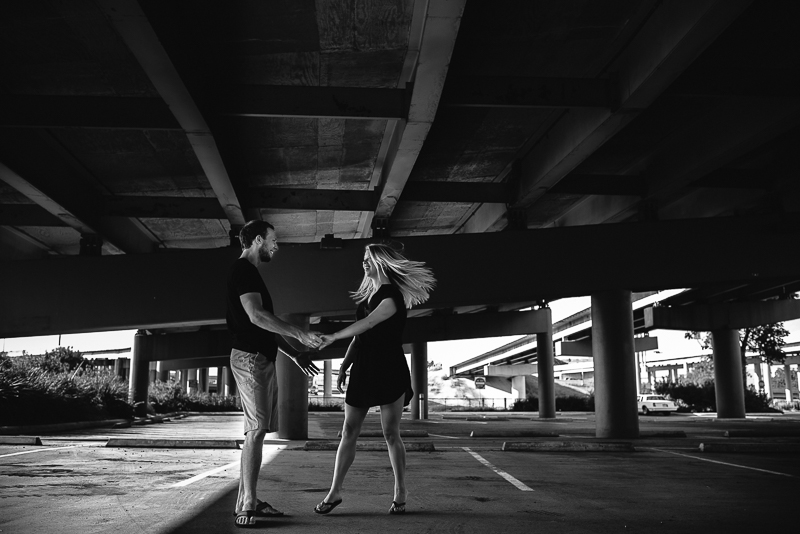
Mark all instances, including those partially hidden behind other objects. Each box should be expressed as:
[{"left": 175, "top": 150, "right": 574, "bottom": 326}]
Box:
[
  {"left": 380, "top": 395, "right": 407, "bottom": 504},
  {"left": 323, "top": 403, "right": 369, "bottom": 503}
]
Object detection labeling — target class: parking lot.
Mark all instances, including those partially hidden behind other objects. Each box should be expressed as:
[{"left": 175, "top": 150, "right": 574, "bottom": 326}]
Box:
[{"left": 1, "top": 412, "right": 799, "bottom": 533}]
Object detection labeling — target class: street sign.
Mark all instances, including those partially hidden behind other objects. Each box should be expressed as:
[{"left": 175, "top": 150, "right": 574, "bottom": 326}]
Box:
[{"left": 474, "top": 376, "right": 485, "bottom": 389}]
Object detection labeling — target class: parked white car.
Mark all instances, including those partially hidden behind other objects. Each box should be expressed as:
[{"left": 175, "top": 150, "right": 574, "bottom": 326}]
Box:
[{"left": 637, "top": 394, "right": 678, "bottom": 415}]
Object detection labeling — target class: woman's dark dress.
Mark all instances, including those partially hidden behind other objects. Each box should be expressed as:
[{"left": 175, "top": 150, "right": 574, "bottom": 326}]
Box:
[{"left": 345, "top": 284, "right": 414, "bottom": 408}]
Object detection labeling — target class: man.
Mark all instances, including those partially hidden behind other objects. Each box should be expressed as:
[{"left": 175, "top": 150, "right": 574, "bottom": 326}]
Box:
[{"left": 227, "top": 220, "right": 322, "bottom": 528}]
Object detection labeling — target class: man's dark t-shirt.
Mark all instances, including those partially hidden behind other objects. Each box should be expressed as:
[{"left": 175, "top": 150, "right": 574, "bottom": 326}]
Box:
[{"left": 226, "top": 258, "right": 278, "bottom": 361}]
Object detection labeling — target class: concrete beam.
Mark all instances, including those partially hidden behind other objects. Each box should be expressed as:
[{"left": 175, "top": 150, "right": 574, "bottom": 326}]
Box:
[
  {"left": 159, "top": 356, "right": 229, "bottom": 372},
  {"left": 484, "top": 376, "right": 512, "bottom": 394},
  {"left": 2, "top": 214, "right": 799, "bottom": 337},
  {"left": 0, "top": 132, "right": 154, "bottom": 255},
  {"left": 644, "top": 300, "right": 800, "bottom": 331},
  {"left": 441, "top": 77, "right": 614, "bottom": 109},
  {"left": 99, "top": 0, "right": 245, "bottom": 227},
  {"left": 472, "top": 0, "right": 752, "bottom": 232},
  {"left": 557, "top": 337, "right": 658, "bottom": 357},
  {"left": 400, "top": 181, "right": 511, "bottom": 204},
  {"left": 0, "top": 95, "right": 180, "bottom": 129},
  {"left": 485, "top": 364, "right": 538, "bottom": 377},
  {"left": 373, "top": 0, "right": 466, "bottom": 221},
  {"left": 219, "top": 86, "right": 411, "bottom": 120}
]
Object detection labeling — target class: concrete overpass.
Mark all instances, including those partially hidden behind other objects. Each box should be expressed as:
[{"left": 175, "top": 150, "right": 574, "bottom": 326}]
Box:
[{"left": 3, "top": 1, "right": 800, "bottom": 439}]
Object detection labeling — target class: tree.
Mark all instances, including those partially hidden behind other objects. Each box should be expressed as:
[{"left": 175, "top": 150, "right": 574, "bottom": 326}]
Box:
[{"left": 685, "top": 322, "right": 789, "bottom": 389}]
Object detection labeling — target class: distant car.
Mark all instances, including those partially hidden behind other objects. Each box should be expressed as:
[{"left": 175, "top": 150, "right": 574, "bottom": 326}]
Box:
[
  {"left": 309, "top": 385, "right": 318, "bottom": 395},
  {"left": 637, "top": 394, "right": 677, "bottom": 415}
]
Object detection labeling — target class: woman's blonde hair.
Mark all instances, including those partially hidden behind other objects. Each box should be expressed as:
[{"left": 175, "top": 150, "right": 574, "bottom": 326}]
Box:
[{"left": 351, "top": 244, "right": 436, "bottom": 308}]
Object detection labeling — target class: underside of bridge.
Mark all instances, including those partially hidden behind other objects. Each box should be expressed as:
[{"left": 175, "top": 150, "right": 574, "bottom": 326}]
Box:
[{"left": 2, "top": 1, "right": 799, "bottom": 436}]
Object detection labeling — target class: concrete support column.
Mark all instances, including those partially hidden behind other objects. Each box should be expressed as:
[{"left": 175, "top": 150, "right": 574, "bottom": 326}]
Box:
[
  {"left": 198, "top": 368, "right": 209, "bottom": 393},
  {"left": 216, "top": 366, "right": 225, "bottom": 395},
  {"left": 129, "top": 331, "right": 152, "bottom": 418},
  {"left": 761, "top": 362, "right": 772, "bottom": 398},
  {"left": 511, "top": 376, "right": 527, "bottom": 399},
  {"left": 276, "top": 314, "right": 310, "bottom": 439},
  {"left": 323, "top": 360, "right": 332, "bottom": 397},
  {"left": 187, "top": 368, "right": 198, "bottom": 395},
  {"left": 410, "top": 342, "right": 428, "bottom": 420},
  {"left": 114, "top": 357, "right": 126, "bottom": 380},
  {"left": 178, "top": 370, "right": 187, "bottom": 391},
  {"left": 591, "top": 290, "right": 639, "bottom": 439},
  {"left": 224, "top": 367, "right": 237, "bottom": 396},
  {"left": 711, "top": 329, "right": 746, "bottom": 418},
  {"left": 148, "top": 362, "right": 157, "bottom": 383},
  {"left": 784, "top": 363, "right": 794, "bottom": 402},
  {"left": 156, "top": 361, "right": 169, "bottom": 382},
  {"left": 537, "top": 307, "right": 555, "bottom": 418}
]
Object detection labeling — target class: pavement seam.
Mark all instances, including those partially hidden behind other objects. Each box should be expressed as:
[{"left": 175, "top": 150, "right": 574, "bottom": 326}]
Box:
[
  {"left": 462, "top": 446, "right": 534, "bottom": 492},
  {"left": 643, "top": 447, "right": 797, "bottom": 478}
]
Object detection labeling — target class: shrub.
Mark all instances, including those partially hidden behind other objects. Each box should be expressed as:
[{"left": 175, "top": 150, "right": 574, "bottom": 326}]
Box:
[
  {"left": 655, "top": 381, "right": 780, "bottom": 413},
  {"left": 511, "top": 395, "right": 595, "bottom": 412},
  {"left": 0, "top": 352, "right": 132, "bottom": 426},
  {"left": 147, "top": 380, "right": 240, "bottom": 413}
]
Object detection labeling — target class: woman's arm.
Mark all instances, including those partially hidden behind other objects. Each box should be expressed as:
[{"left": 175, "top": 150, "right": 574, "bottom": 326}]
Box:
[
  {"left": 327, "top": 298, "right": 397, "bottom": 342},
  {"left": 337, "top": 337, "right": 360, "bottom": 393}
]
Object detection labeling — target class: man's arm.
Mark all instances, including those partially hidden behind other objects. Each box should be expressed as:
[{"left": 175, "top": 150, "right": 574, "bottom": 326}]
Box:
[
  {"left": 240, "top": 292, "right": 322, "bottom": 349},
  {"left": 275, "top": 336, "right": 320, "bottom": 376}
]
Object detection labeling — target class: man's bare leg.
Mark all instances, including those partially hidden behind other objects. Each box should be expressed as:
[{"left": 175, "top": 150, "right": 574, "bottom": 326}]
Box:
[{"left": 235, "top": 428, "right": 267, "bottom": 525}]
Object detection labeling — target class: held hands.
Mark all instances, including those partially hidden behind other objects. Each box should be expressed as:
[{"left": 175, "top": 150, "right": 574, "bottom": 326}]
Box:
[
  {"left": 297, "top": 330, "right": 324, "bottom": 350},
  {"left": 318, "top": 334, "right": 336, "bottom": 351}
]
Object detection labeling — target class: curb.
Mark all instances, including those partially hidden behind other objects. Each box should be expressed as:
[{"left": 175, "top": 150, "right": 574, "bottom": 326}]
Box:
[
  {"left": 470, "top": 430, "right": 559, "bottom": 438},
  {"left": 639, "top": 431, "right": 687, "bottom": 438},
  {"left": 725, "top": 429, "right": 800, "bottom": 438},
  {"left": 0, "top": 436, "right": 43, "bottom": 445},
  {"left": 304, "top": 441, "right": 436, "bottom": 452},
  {"left": 503, "top": 441, "right": 635, "bottom": 452},
  {"left": 335, "top": 430, "right": 429, "bottom": 438},
  {"left": 106, "top": 438, "right": 239, "bottom": 449},
  {"left": 699, "top": 442, "right": 800, "bottom": 453},
  {"left": 0, "top": 419, "right": 130, "bottom": 435}
]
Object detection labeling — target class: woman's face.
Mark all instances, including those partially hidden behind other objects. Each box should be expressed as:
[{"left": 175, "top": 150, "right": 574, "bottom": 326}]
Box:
[{"left": 363, "top": 251, "right": 377, "bottom": 279}]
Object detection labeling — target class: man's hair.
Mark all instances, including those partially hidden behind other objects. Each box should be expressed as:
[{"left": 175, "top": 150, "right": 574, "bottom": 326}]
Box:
[{"left": 239, "top": 220, "right": 275, "bottom": 250}]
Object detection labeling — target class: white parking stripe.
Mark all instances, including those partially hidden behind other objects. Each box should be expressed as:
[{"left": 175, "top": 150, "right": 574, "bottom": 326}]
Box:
[
  {"left": 462, "top": 447, "right": 534, "bottom": 491},
  {"left": 428, "top": 433, "right": 460, "bottom": 439},
  {"left": 0, "top": 444, "right": 87, "bottom": 459},
  {"left": 171, "top": 445, "right": 285, "bottom": 487},
  {"left": 646, "top": 447, "right": 797, "bottom": 478}
]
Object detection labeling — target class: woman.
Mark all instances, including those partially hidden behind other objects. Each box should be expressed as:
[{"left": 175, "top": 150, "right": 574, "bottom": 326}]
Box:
[{"left": 314, "top": 243, "right": 435, "bottom": 516}]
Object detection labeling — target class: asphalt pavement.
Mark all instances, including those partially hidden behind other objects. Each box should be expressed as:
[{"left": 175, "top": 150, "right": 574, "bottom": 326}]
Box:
[{"left": 1, "top": 411, "right": 799, "bottom": 533}]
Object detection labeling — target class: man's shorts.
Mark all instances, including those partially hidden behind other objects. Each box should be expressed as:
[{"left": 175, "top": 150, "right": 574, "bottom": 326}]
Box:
[{"left": 229, "top": 349, "right": 279, "bottom": 434}]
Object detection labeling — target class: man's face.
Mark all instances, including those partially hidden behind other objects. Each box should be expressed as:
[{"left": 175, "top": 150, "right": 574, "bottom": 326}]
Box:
[{"left": 258, "top": 228, "right": 279, "bottom": 262}]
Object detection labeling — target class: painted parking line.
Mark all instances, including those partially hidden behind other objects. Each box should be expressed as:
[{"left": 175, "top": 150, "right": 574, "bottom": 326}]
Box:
[
  {"left": 646, "top": 447, "right": 797, "bottom": 478},
  {"left": 428, "top": 433, "right": 460, "bottom": 439},
  {"left": 171, "top": 445, "right": 285, "bottom": 488},
  {"left": 0, "top": 444, "right": 89, "bottom": 459},
  {"left": 462, "top": 447, "right": 534, "bottom": 492}
]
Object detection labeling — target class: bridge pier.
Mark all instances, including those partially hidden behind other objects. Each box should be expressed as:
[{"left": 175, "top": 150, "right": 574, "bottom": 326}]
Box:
[
  {"left": 592, "top": 290, "right": 639, "bottom": 439},
  {"left": 411, "top": 342, "right": 428, "bottom": 419},
  {"left": 537, "top": 307, "right": 556, "bottom": 418},
  {"left": 712, "top": 329, "right": 746, "bottom": 418},
  {"left": 129, "top": 331, "right": 152, "bottom": 418},
  {"left": 276, "top": 314, "right": 310, "bottom": 439}
]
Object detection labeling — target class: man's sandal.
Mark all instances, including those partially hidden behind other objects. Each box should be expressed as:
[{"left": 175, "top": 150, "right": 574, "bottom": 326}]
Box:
[
  {"left": 389, "top": 501, "right": 406, "bottom": 514},
  {"left": 233, "top": 499, "right": 284, "bottom": 518},
  {"left": 234, "top": 510, "right": 256, "bottom": 528}
]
